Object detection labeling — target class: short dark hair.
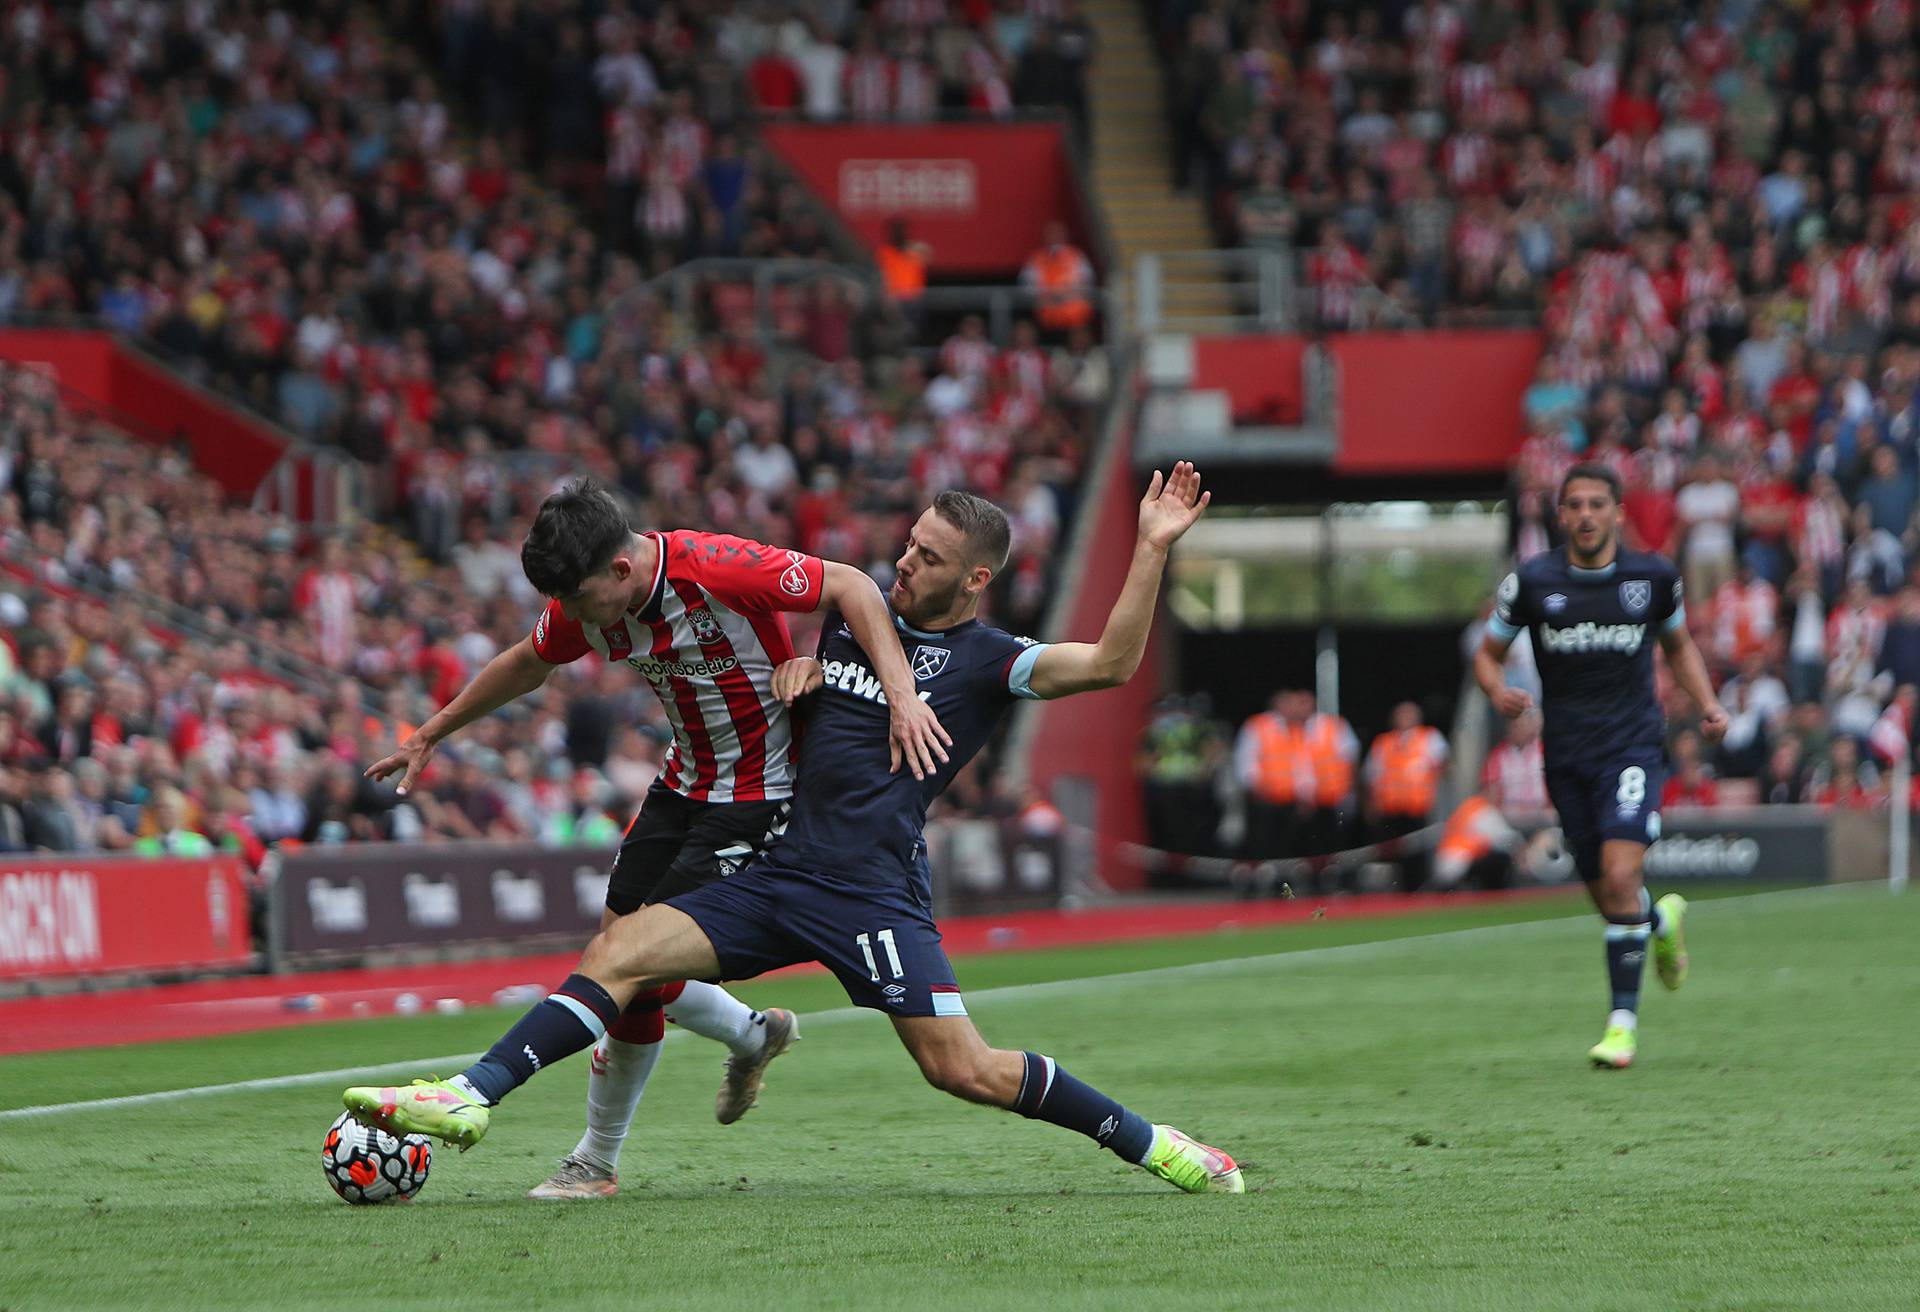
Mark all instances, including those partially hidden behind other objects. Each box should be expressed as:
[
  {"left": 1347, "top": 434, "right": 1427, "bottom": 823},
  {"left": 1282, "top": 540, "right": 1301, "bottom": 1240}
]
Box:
[
  {"left": 520, "top": 479, "right": 633, "bottom": 597},
  {"left": 1558, "top": 462, "right": 1622, "bottom": 506},
  {"left": 931, "top": 490, "right": 1011, "bottom": 576}
]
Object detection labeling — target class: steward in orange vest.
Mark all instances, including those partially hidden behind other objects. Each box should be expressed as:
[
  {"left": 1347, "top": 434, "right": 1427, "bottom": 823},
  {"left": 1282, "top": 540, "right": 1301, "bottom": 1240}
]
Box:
[
  {"left": 1366, "top": 706, "right": 1450, "bottom": 822},
  {"left": 1021, "top": 221, "right": 1094, "bottom": 333},
  {"left": 877, "top": 217, "right": 929, "bottom": 305}
]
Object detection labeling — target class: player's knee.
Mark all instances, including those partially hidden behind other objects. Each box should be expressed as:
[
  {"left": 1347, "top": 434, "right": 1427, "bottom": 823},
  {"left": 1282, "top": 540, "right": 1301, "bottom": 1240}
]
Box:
[
  {"left": 579, "top": 930, "right": 625, "bottom": 983},
  {"left": 907, "top": 1039, "right": 995, "bottom": 1103},
  {"left": 1593, "top": 874, "right": 1643, "bottom": 918},
  {"left": 921, "top": 1055, "right": 997, "bottom": 1104}
]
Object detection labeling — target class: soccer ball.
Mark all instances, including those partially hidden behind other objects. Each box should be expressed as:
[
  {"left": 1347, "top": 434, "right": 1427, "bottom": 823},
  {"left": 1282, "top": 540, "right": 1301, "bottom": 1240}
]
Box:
[{"left": 322, "top": 1111, "right": 431, "bottom": 1204}]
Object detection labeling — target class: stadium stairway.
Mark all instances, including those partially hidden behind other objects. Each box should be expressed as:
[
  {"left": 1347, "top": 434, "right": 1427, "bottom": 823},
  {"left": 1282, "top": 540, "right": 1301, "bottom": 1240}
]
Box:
[{"left": 1083, "top": 0, "right": 1235, "bottom": 325}]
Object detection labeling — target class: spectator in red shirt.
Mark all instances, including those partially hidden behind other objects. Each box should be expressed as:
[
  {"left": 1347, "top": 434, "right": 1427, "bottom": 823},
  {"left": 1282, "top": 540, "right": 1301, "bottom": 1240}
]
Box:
[
  {"left": 1661, "top": 729, "right": 1720, "bottom": 810},
  {"left": 1607, "top": 66, "right": 1663, "bottom": 140},
  {"left": 748, "top": 46, "right": 803, "bottom": 113},
  {"left": 1766, "top": 341, "right": 1820, "bottom": 448},
  {"left": 1623, "top": 454, "right": 1680, "bottom": 555},
  {"left": 1738, "top": 465, "right": 1798, "bottom": 586},
  {"left": 1807, "top": 737, "right": 1883, "bottom": 811}
]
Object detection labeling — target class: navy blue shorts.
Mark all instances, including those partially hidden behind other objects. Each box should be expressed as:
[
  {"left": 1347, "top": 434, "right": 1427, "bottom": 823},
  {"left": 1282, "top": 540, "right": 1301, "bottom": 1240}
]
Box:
[
  {"left": 1545, "top": 750, "right": 1666, "bottom": 881},
  {"left": 605, "top": 779, "right": 791, "bottom": 915},
  {"left": 667, "top": 859, "right": 967, "bottom": 1018}
]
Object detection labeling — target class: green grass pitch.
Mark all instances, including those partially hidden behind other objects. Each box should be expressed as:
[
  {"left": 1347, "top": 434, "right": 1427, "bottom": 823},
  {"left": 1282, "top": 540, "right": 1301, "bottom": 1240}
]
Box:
[{"left": 1, "top": 885, "right": 1916, "bottom": 1311}]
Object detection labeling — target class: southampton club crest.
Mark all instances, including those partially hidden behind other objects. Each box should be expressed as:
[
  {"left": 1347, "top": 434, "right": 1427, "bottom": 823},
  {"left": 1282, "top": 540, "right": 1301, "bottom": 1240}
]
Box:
[
  {"left": 687, "top": 605, "right": 724, "bottom": 646},
  {"left": 912, "top": 645, "right": 951, "bottom": 680},
  {"left": 1620, "top": 579, "right": 1651, "bottom": 616}
]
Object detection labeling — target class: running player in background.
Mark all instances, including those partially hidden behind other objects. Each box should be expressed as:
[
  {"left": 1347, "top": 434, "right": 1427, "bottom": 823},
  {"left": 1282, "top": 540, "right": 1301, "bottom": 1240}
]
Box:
[
  {"left": 1474, "top": 462, "right": 1728, "bottom": 1069},
  {"left": 364, "top": 481, "right": 948, "bottom": 1196},
  {"left": 347, "top": 465, "right": 1243, "bottom": 1194}
]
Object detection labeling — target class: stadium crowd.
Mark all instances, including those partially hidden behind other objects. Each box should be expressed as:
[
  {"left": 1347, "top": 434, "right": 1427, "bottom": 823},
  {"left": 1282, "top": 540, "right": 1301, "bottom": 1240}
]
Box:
[
  {"left": 1165, "top": 0, "right": 1920, "bottom": 334},
  {"left": 405, "top": 0, "right": 1096, "bottom": 185},
  {"left": 0, "top": 0, "right": 1099, "bottom": 573},
  {"left": 0, "top": 305, "right": 1094, "bottom": 867},
  {"left": 0, "top": 0, "right": 1110, "bottom": 870},
  {"left": 1120, "top": 0, "right": 1920, "bottom": 869}
]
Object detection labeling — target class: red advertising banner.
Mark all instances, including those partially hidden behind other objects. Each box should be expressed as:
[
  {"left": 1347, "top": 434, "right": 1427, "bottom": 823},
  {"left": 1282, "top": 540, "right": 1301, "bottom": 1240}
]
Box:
[
  {"left": 1186, "top": 329, "right": 1542, "bottom": 474},
  {"left": 0, "top": 328, "right": 289, "bottom": 496},
  {"left": 1328, "top": 330, "right": 1542, "bottom": 474},
  {"left": 0, "top": 855, "right": 252, "bottom": 981},
  {"left": 760, "top": 122, "right": 1093, "bottom": 277},
  {"left": 1018, "top": 415, "right": 1156, "bottom": 888}
]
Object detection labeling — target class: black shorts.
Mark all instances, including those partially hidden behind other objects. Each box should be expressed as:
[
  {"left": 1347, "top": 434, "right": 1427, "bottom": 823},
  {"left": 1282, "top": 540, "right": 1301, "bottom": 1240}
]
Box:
[
  {"left": 604, "top": 779, "right": 793, "bottom": 916},
  {"left": 668, "top": 858, "right": 966, "bottom": 1018},
  {"left": 1544, "top": 749, "right": 1666, "bottom": 882}
]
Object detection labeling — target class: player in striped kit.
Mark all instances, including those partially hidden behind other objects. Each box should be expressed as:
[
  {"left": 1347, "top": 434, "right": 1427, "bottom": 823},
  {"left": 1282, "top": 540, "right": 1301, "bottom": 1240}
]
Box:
[{"left": 365, "top": 481, "right": 948, "bottom": 1197}]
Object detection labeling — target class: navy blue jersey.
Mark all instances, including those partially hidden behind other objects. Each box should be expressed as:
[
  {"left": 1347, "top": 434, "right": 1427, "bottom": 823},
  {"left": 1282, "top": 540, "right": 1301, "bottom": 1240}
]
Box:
[
  {"left": 1487, "top": 547, "right": 1685, "bottom": 769},
  {"left": 775, "top": 610, "right": 1049, "bottom": 883}
]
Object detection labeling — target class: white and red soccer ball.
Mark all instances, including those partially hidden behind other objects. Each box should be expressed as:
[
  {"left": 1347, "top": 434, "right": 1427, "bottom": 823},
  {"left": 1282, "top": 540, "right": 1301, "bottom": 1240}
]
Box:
[{"left": 322, "top": 1111, "right": 431, "bottom": 1204}]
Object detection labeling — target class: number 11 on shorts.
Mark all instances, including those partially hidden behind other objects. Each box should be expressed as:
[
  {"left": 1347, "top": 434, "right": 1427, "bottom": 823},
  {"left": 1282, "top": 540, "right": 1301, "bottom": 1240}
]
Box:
[{"left": 856, "top": 929, "right": 904, "bottom": 982}]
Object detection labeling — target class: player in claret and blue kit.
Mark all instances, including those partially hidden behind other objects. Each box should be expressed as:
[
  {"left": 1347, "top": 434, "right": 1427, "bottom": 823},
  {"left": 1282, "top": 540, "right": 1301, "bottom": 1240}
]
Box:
[
  {"left": 347, "top": 464, "right": 1244, "bottom": 1193},
  {"left": 1475, "top": 462, "right": 1728, "bottom": 1069}
]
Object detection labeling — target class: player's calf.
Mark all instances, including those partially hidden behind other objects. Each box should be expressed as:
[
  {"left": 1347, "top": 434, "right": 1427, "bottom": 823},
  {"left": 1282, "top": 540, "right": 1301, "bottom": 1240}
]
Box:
[
  {"left": 1584, "top": 846, "right": 1676, "bottom": 1067},
  {"left": 894, "top": 1017, "right": 1243, "bottom": 1193}
]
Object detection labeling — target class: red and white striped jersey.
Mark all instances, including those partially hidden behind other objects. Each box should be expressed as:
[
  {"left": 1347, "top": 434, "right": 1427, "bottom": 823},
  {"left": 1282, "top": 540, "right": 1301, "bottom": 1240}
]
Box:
[
  {"left": 1481, "top": 739, "right": 1547, "bottom": 813},
  {"left": 530, "top": 531, "right": 825, "bottom": 803},
  {"left": 895, "top": 59, "right": 937, "bottom": 121},
  {"left": 845, "top": 54, "right": 894, "bottom": 121}
]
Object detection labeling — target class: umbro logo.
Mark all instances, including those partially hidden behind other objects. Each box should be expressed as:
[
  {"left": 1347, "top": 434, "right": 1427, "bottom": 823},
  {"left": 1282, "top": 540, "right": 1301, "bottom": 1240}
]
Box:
[{"left": 1097, "top": 1114, "right": 1119, "bottom": 1141}]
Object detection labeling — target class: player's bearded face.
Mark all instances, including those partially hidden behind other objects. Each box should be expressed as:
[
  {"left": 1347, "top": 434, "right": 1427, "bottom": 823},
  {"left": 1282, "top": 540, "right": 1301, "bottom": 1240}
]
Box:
[
  {"left": 1557, "top": 483, "right": 1620, "bottom": 561},
  {"left": 889, "top": 513, "right": 972, "bottom": 623}
]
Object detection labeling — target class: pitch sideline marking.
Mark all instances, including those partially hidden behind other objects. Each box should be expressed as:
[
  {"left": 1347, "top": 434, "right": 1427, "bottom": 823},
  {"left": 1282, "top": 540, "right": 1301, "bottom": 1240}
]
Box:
[{"left": 0, "top": 883, "right": 1865, "bottom": 1121}]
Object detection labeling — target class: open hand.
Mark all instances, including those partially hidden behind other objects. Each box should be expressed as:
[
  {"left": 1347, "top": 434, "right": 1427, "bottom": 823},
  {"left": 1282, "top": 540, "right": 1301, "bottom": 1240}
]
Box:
[
  {"left": 365, "top": 734, "right": 437, "bottom": 797},
  {"left": 1492, "top": 687, "right": 1534, "bottom": 720},
  {"left": 889, "top": 692, "right": 952, "bottom": 781},
  {"left": 1138, "top": 461, "right": 1211, "bottom": 550}
]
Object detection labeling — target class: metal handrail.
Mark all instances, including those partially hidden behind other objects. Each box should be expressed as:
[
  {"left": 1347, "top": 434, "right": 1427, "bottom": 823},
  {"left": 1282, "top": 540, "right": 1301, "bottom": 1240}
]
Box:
[
  {"left": 0, "top": 538, "right": 400, "bottom": 718},
  {"left": 916, "top": 284, "right": 1116, "bottom": 345},
  {"left": 1132, "top": 245, "right": 1544, "bottom": 337},
  {"left": 602, "top": 257, "right": 1116, "bottom": 355},
  {"left": 1134, "top": 247, "right": 1294, "bottom": 334},
  {"left": 2, "top": 314, "right": 312, "bottom": 457}
]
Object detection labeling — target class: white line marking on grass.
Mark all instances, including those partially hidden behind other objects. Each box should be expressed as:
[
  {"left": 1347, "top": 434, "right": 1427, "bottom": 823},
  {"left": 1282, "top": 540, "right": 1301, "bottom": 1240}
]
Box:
[
  {"left": 0, "top": 883, "right": 1857, "bottom": 1121},
  {"left": 0, "top": 1052, "right": 497, "bottom": 1121}
]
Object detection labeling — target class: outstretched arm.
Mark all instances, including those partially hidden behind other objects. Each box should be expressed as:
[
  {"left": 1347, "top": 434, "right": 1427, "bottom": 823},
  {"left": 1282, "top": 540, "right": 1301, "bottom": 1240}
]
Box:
[
  {"left": 1025, "top": 462, "right": 1210, "bottom": 700},
  {"left": 365, "top": 637, "right": 554, "bottom": 795}
]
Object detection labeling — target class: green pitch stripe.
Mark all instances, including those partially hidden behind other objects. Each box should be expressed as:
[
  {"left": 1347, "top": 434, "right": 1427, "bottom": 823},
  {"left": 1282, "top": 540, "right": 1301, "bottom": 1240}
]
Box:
[{"left": 0, "top": 882, "right": 1860, "bottom": 1121}]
